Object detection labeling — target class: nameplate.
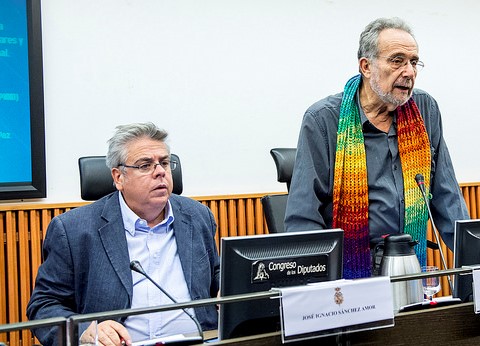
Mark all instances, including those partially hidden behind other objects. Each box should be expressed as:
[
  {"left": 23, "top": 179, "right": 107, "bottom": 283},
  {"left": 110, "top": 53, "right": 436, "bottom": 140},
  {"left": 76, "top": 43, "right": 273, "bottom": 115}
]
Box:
[{"left": 278, "top": 276, "right": 394, "bottom": 341}]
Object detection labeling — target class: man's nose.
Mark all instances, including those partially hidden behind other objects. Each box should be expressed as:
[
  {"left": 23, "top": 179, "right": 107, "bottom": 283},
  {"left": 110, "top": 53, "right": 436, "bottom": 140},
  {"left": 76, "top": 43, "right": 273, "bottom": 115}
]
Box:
[
  {"left": 152, "top": 163, "right": 167, "bottom": 176},
  {"left": 402, "top": 60, "right": 417, "bottom": 77}
]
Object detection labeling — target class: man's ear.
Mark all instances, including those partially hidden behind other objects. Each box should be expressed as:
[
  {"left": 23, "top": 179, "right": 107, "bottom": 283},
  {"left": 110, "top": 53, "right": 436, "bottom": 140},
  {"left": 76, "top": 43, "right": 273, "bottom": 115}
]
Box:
[
  {"left": 359, "top": 57, "right": 372, "bottom": 79},
  {"left": 111, "top": 168, "right": 124, "bottom": 191}
]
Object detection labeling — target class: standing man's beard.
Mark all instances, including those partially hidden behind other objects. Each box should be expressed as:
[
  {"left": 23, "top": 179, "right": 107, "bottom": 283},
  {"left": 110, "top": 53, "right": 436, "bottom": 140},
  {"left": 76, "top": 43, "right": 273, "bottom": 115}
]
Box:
[{"left": 370, "top": 69, "right": 412, "bottom": 107}]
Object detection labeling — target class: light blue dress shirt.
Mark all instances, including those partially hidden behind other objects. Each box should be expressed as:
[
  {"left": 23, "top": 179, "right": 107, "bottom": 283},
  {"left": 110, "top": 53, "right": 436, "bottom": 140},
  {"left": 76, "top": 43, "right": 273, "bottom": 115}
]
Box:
[{"left": 119, "top": 193, "right": 197, "bottom": 342}]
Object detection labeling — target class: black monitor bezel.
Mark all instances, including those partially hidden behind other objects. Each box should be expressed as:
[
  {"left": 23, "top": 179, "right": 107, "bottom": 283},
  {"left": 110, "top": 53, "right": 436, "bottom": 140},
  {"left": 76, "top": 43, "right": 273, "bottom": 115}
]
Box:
[
  {"left": 453, "top": 219, "right": 480, "bottom": 302},
  {"left": 0, "top": 0, "right": 46, "bottom": 200},
  {"left": 218, "top": 229, "right": 344, "bottom": 340}
]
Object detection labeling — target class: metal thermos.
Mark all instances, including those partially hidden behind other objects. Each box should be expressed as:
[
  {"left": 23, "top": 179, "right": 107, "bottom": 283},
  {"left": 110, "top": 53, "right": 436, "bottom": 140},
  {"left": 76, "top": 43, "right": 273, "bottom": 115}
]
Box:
[{"left": 380, "top": 234, "right": 423, "bottom": 312}]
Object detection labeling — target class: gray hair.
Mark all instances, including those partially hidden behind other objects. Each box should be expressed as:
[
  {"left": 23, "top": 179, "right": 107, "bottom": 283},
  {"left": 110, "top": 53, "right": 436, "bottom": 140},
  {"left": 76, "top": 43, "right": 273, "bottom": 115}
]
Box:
[
  {"left": 106, "top": 122, "right": 169, "bottom": 169},
  {"left": 358, "top": 17, "right": 416, "bottom": 60}
]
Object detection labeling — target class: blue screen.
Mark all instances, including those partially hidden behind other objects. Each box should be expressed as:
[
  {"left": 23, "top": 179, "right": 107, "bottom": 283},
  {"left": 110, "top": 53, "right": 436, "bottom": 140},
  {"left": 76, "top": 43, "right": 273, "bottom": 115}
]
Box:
[{"left": 0, "top": 0, "right": 32, "bottom": 184}]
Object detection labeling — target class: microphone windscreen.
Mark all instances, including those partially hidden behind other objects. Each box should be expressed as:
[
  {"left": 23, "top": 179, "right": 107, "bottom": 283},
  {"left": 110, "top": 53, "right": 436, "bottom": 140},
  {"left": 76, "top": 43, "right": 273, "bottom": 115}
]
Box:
[
  {"left": 415, "top": 173, "right": 424, "bottom": 184},
  {"left": 130, "top": 260, "right": 145, "bottom": 274}
]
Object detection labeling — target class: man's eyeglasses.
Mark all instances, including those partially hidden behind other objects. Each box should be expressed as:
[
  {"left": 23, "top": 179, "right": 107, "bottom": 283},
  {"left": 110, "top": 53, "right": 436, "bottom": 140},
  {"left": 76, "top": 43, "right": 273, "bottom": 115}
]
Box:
[
  {"left": 118, "top": 160, "right": 177, "bottom": 174},
  {"left": 377, "top": 55, "right": 424, "bottom": 72}
]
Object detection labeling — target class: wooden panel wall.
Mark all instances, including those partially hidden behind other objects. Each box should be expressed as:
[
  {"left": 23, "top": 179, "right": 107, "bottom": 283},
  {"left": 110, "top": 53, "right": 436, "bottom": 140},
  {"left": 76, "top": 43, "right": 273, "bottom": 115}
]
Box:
[
  {"left": 0, "top": 185, "right": 478, "bottom": 345},
  {"left": 198, "top": 193, "right": 269, "bottom": 251}
]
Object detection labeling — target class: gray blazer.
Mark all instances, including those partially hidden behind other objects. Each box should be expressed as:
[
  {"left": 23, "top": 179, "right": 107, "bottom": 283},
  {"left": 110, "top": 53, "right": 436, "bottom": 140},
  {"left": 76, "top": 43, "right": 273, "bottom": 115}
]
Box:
[{"left": 27, "top": 192, "right": 220, "bottom": 345}]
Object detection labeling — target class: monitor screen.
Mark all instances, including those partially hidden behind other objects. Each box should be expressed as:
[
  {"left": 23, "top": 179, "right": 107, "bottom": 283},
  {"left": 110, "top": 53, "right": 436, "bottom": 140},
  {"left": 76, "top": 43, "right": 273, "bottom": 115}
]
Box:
[
  {"left": 218, "top": 229, "right": 343, "bottom": 340},
  {"left": 0, "top": 0, "right": 46, "bottom": 200},
  {"left": 453, "top": 219, "right": 480, "bottom": 302}
]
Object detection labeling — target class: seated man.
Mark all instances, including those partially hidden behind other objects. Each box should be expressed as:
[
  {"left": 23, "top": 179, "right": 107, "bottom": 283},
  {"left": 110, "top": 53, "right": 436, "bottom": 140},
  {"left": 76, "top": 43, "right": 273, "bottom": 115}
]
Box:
[
  {"left": 285, "top": 17, "right": 469, "bottom": 279},
  {"left": 27, "top": 122, "right": 220, "bottom": 345}
]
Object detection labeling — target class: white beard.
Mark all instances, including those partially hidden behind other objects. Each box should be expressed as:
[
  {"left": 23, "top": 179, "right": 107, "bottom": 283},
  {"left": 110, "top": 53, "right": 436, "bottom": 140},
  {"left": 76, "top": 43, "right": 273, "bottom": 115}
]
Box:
[{"left": 370, "top": 68, "right": 410, "bottom": 107}]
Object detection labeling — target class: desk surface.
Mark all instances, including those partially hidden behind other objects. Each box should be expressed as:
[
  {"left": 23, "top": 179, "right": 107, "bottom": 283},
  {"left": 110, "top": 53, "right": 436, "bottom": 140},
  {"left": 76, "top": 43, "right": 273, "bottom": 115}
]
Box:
[{"left": 205, "top": 302, "right": 480, "bottom": 345}]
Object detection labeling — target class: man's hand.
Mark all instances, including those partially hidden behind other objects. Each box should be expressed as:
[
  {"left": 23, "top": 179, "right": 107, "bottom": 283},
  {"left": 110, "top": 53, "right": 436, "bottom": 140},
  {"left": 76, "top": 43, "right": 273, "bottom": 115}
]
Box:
[{"left": 80, "top": 320, "right": 132, "bottom": 346}]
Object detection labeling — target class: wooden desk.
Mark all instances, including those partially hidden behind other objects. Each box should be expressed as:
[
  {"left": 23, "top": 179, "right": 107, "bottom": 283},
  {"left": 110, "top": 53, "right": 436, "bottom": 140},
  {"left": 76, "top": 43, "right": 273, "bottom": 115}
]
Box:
[{"left": 207, "top": 302, "right": 480, "bottom": 345}]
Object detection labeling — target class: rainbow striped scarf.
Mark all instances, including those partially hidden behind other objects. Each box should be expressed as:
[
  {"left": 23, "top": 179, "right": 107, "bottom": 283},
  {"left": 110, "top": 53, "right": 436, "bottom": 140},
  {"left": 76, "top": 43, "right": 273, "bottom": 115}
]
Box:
[{"left": 333, "top": 74, "right": 431, "bottom": 279}]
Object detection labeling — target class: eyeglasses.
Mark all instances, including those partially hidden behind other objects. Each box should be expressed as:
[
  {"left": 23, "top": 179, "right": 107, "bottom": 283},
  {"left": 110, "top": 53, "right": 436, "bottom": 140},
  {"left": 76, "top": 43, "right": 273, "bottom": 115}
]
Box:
[
  {"left": 118, "top": 160, "right": 177, "bottom": 174},
  {"left": 377, "top": 55, "right": 424, "bottom": 72}
]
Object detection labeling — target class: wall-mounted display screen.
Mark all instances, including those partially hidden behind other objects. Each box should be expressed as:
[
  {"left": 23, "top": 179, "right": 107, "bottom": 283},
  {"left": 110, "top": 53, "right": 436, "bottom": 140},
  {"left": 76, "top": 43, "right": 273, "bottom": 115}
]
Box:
[{"left": 0, "top": 0, "right": 46, "bottom": 200}]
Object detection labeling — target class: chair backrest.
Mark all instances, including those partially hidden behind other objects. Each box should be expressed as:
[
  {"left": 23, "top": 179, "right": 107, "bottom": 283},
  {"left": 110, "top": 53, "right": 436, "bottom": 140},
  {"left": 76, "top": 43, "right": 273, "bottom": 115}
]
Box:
[
  {"left": 78, "top": 153, "right": 183, "bottom": 201},
  {"left": 261, "top": 148, "right": 296, "bottom": 233},
  {"left": 260, "top": 194, "right": 288, "bottom": 233},
  {"left": 270, "top": 148, "right": 296, "bottom": 191}
]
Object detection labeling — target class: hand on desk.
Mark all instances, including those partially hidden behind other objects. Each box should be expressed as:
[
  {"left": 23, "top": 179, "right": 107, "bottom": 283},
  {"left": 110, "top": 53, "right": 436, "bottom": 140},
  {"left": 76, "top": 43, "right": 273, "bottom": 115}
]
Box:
[{"left": 80, "top": 320, "right": 132, "bottom": 346}]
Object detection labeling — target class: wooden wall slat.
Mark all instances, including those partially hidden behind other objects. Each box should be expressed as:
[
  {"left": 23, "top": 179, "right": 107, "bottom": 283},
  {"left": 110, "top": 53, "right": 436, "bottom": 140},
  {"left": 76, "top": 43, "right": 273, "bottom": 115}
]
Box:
[
  {"left": 470, "top": 186, "right": 475, "bottom": 216},
  {"left": 470, "top": 186, "right": 477, "bottom": 218},
  {"left": 245, "top": 199, "right": 255, "bottom": 236},
  {"left": 236, "top": 199, "right": 246, "bottom": 237},
  {"left": 30, "top": 210, "right": 42, "bottom": 287},
  {"left": 463, "top": 187, "right": 471, "bottom": 218},
  {"left": 18, "top": 211, "right": 32, "bottom": 346},
  {"left": 41, "top": 209, "right": 51, "bottom": 240},
  {"left": 227, "top": 200, "right": 237, "bottom": 237},
  {"left": 218, "top": 200, "right": 228, "bottom": 238},
  {"left": 474, "top": 186, "right": 480, "bottom": 218},
  {"left": 255, "top": 198, "right": 266, "bottom": 235},
  {"left": 468, "top": 187, "right": 474, "bottom": 218}
]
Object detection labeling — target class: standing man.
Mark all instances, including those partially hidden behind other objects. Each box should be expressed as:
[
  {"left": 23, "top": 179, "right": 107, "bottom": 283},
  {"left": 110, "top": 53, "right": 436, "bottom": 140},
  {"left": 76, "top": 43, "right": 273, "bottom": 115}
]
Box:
[
  {"left": 285, "top": 17, "right": 469, "bottom": 279},
  {"left": 27, "top": 122, "right": 220, "bottom": 345}
]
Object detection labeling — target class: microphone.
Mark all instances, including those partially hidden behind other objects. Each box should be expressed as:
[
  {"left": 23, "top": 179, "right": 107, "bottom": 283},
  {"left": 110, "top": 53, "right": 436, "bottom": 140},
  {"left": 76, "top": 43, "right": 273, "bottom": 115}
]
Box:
[
  {"left": 129, "top": 260, "right": 204, "bottom": 341},
  {"left": 414, "top": 174, "right": 454, "bottom": 293}
]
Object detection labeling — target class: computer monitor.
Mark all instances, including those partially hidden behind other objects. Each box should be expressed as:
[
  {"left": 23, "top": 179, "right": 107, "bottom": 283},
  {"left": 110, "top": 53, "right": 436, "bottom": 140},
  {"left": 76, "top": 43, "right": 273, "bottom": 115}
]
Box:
[
  {"left": 453, "top": 219, "right": 480, "bottom": 302},
  {"left": 218, "top": 229, "right": 344, "bottom": 340}
]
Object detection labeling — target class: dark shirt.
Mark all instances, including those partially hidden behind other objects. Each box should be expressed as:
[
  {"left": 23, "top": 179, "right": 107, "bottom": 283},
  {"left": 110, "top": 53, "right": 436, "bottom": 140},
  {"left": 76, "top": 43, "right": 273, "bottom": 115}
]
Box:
[
  {"left": 361, "top": 104, "right": 404, "bottom": 240},
  {"left": 285, "top": 88, "right": 469, "bottom": 249}
]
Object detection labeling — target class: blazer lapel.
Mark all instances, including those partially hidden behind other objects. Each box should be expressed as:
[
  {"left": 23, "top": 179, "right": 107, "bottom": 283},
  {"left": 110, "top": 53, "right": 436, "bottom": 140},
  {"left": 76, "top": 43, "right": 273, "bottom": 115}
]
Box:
[
  {"left": 170, "top": 197, "right": 194, "bottom": 292},
  {"left": 98, "top": 192, "right": 133, "bottom": 301}
]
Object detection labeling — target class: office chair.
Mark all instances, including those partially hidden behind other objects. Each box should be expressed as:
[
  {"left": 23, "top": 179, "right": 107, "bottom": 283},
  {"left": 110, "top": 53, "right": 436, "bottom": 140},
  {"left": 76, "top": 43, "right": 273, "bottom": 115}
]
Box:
[
  {"left": 270, "top": 148, "right": 296, "bottom": 192},
  {"left": 79, "top": 154, "right": 183, "bottom": 201},
  {"left": 261, "top": 194, "right": 289, "bottom": 233},
  {"left": 261, "top": 148, "right": 296, "bottom": 233}
]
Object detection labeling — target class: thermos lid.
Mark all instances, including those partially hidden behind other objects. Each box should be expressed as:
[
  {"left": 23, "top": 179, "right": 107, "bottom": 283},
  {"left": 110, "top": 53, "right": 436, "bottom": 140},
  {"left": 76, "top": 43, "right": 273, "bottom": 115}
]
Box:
[{"left": 383, "top": 234, "right": 418, "bottom": 256}]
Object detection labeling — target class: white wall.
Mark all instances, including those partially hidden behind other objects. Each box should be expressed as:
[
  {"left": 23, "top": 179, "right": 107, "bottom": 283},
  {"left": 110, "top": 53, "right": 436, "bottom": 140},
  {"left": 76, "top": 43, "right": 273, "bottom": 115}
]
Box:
[{"left": 37, "top": 0, "right": 480, "bottom": 202}]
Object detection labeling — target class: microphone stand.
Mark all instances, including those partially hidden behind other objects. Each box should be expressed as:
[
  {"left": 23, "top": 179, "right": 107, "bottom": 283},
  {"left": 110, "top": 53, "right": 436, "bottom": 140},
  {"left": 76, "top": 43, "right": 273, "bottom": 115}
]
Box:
[
  {"left": 415, "top": 175, "right": 454, "bottom": 294},
  {"left": 130, "top": 260, "right": 204, "bottom": 342}
]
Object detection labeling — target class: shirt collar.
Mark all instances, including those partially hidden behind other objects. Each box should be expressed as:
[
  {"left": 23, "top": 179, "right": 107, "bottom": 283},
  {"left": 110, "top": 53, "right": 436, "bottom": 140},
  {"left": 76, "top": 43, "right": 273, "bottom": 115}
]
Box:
[{"left": 119, "top": 192, "right": 174, "bottom": 236}]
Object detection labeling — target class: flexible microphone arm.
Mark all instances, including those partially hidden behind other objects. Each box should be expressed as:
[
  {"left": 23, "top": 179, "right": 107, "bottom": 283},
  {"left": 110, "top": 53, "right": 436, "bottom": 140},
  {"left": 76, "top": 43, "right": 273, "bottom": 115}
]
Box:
[
  {"left": 414, "top": 174, "right": 454, "bottom": 294},
  {"left": 130, "top": 260, "right": 204, "bottom": 340}
]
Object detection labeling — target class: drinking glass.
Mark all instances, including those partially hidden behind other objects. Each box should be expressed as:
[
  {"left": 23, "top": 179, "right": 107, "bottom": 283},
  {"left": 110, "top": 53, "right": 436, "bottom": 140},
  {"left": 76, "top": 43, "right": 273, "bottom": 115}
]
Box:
[{"left": 422, "top": 266, "right": 441, "bottom": 301}]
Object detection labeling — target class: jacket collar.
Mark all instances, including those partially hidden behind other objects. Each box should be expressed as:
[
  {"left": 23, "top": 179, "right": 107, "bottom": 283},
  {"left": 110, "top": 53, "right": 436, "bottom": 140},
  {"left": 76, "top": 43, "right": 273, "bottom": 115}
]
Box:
[{"left": 98, "top": 192, "right": 133, "bottom": 301}]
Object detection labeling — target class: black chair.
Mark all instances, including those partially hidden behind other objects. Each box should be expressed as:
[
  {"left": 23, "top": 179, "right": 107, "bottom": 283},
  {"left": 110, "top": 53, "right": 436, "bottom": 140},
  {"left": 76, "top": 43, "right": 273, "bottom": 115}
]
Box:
[
  {"left": 261, "top": 148, "right": 296, "bottom": 233},
  {"left": 79, "top": 154, "right": 183, "bottom": 201},
  {"left": 261, "top": 194, "right": 289, "bottom": 234},
  {"left": 270, "top": 148, "right": 296, "bottom": 192}
]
